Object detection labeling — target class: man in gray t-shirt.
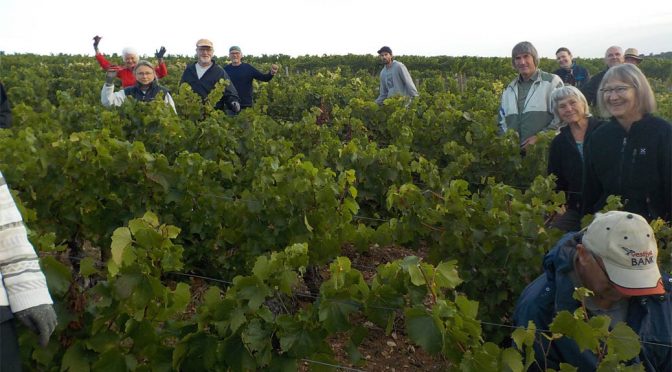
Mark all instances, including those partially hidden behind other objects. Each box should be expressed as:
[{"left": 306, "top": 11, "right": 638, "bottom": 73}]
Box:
[{"left": 375, "top": 46, "right": 419, "bottom": 105}]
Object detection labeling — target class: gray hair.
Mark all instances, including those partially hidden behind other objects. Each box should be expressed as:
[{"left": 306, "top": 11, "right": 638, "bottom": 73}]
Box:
[
  {"left": 133, "top": 60, "right": 155, "bottom": 73},
  {"left": 597, "top": 64, "right": 656, "bottom": 117},
  {"left": 512, "top": 41, "right": 539, "bottom": 68},
  {"left": 551, "top": 85, "right": 591, "bottom": 120},
  {"left": 122, "top": 47, "right": 138, "bottom": 57}
]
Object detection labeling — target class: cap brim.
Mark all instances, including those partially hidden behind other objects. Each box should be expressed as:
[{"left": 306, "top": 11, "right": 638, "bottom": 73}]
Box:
[{"left": 603, "top": 261, "right": 665, "bottom": 296}]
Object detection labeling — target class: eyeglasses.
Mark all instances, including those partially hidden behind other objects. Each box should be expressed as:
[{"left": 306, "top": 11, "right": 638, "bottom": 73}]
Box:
[{"left": 599, "top": 86, "right": 632, "bottom": 96}]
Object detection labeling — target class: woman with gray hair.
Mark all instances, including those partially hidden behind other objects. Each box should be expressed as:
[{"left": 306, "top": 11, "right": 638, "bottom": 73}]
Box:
[
  {"left": 547, "top": 86, "right": 603, "bottom": 231},
  {"left": 101, "top": 60, "right": 176, "bottom": 113},
  {"left": 92, "top": 35, "right": 167, "bottom": 88},
  {"left": 582, "top": 64, "right": 672, "bottom": 221}
]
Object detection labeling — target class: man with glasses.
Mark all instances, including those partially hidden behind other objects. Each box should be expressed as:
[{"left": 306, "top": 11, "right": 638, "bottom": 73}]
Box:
[
  {"left": 581, "top": 46, "right": 624, "bottom": 106},
  {"left": 514, "top": 211, "right": 671, "bottom": 371},
  {"left": 223, "top": 46, "right": 279, "bottom": 110},
  {"left": 179, "top": 39, "right": 240, "bottom": 114}
]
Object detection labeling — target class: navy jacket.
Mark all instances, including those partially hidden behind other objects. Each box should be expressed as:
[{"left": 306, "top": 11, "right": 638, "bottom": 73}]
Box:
[
  {"left": 582, "top": 114, "right": 672, "bottom": 221},
  {"left": 223, "top": 63, "right": 273, "bottom": 108},
  {"left": 554, "top": 63, "right": 591, "bottom": 89},
  {"left": 0, "top": 82, "right": 11, "bottom": 128},
  {"left": 123, "top": 80, "right": 170, "bottom": 102},
  {"left": 581, "top": 69, "right": 607, "bottom": 106},
  {"left": 179, "top": 63, "right": 240, "bottom": 112},
  {"left": 514, "top": 233, "right": 672, "bottom": 371},
  {"left": 548, "top": 117, "right": 603, "bottom": 213}
]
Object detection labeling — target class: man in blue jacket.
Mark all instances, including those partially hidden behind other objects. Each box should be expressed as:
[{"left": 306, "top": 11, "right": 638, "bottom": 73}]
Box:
[
  {"left": 179, "top": 39, "right": 240, "bottom": 114},
  {"left": 223, "top": 46, "right": 278, "bottom": 110},
  {"left": 514, "top": 211, "right": 671, "bottom": 371},
  {"left": 554, "top": 47, "right": 590, "bottom": 88}
]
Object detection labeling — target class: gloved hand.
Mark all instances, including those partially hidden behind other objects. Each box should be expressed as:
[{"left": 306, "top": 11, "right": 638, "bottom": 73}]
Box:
[
  {"left": 231, "top": 101, "right": 241, "bottom": 113},
  {"left": 15, "top": 304, "right": 58, "bottom": 347},
  {"left": 155, "top": 46, "right": 166, "bottom": 59},
  {"left": 93, "top": 35, "right": 102, "bottom": 52},
  {"left": 105, "top": 68, "right": 118, "bottom": 85}
]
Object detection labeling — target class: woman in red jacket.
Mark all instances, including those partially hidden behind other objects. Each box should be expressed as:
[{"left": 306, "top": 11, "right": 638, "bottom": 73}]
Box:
[{"left": 92, "top": 35, "right": 168, "bottom": 88}]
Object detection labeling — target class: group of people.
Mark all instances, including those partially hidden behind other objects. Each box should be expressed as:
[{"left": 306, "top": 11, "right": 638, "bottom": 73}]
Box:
[
  {"left": 1, "top": 40, "right": 671, "bottom": 371},
  {"left": 493, "top": 41, "right": 671, "bottom": 371},
  {"left": 95, "top": 36, "right": 278, "bottom": 114}
]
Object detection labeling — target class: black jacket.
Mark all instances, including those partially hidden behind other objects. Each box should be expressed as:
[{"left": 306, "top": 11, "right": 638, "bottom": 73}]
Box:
[
  {"left": 580, "top": 69, "right": 607, "bottom": 106},
  {"left": 0, "top": 82, "right": 11, "bottom": 129},
  {"left": 179, "top": 63, "right": 239, "bottom": 112},
  {"left": 582, "top": 114, "right": 672, "bottom": 221},
  {"left": 553, "top": 63, "right": 591, "bottom": 89},
  {"left": 548, "top": 117, "right": 603, "bottom": 212},
  {"left": 123, "top": 80, "right": 170, "bottom": 102}
]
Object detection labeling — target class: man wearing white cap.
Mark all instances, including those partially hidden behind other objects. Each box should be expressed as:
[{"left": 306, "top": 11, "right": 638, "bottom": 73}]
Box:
[
  {"left": 514, "top": 211, "right": 671, "bottom": 371},
  {"left": 179, "top": 39, "right": 240, "bottom": 114}
]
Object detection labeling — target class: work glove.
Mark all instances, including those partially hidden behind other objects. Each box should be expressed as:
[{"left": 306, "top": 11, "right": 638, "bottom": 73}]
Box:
[
  {"left": 15, "top": 304, "right": 58, "bottom": 347},
  {"left": 93, "top": 35, "right": 102, "bottom": 52},
  {"left": 155, "top": 46, "right": 166, "bottom": 59},
  {"left": 105, "top": 68, "right": 118, "bottom": 85},
  {"left": 231, "top": 101, "right": 241, "bottom": 113}
]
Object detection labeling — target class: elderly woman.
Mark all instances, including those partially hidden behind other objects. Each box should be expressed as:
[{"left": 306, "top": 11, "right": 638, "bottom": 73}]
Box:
[
  {"left": 583, "top": 64, "right": 672, "bottom": 221},
  {"left": 101, "top": 60, "right": 176, "bottom": 113},
  {"left": 93, "top": 35, "right": 167, "bottom": 88},
  {"left": 547, "top": 86, "right": 603, "bottom": 231}
]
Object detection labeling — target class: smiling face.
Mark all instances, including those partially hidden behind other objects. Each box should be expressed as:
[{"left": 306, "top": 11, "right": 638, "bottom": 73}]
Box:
[
  {"left": 602, "top": 79, "right": 639, "bottom": 123},
  {"left": 229, "top": 50, "right": 242, "bottom": 66},
  {"left": 556, "top": 96, "right": 586, "bottom": 125},
  {"left": 514, "top": 53, "right": 536, "bottom": 80},
  {"left": 196, "top": 46, "right": 214, "bottom": 66},
  {"left": 605, "top": 47, "right": 624, "bottom": 68},
  {"left": 123, "top": 53, "right": 138, "bottom": 69},
  {"left": 134, "top": 65, "right": 155, "bottom": 86},
  {"left": 379, "top": 52, "right": 393, "bottom": 66},
  {"left": 556, "top": 51, "right": 573, "bottom": 69}
]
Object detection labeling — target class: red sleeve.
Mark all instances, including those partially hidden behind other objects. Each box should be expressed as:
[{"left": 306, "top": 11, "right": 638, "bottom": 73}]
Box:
[
  {"left": 95, "top": 53, "right": 112, "bottom": 70},
  {"left": 155, "top": 62, "right": 168, "bottom": 78}
]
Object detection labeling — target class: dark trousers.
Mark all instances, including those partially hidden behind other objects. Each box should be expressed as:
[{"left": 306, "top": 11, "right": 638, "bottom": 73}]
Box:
[{"left": 0, "top": 317, "right": 22, "bottom": 372}]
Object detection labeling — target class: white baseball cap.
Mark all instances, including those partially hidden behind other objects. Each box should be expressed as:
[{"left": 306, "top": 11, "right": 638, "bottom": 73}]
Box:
[{"left": 582, "top": 211, "right": 664, "bottom": 296}]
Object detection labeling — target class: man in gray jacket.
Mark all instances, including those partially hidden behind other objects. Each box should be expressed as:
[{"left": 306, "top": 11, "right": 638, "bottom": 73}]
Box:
[
  {"left": 498, "top": 41, "right": 563, "bottom": 150},
  {"left": 375, "top": 46, "right": 419, "bottom": 105}
]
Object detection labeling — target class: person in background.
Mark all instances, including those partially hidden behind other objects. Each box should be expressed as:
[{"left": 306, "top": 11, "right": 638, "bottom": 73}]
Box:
[
  {"left": 624, "top": 48, "right": 643, "bottom": 66},
  {"left": 583, "top": 64, "right": 672, "bottom": 221},
  {"left": 553, "top": 47, "right": 590, "bottom": 88},
  {"left": 92, "top": 35, "right": 168, "bottom": 88},
  {"left": 375, "top": 46, "right": 419, "bottom": 105},
  {"left": 0, "top": 82, "right": 11, "bottom": 128},
  {"left": 1, "top": 171, "right": 58, "bottom": 371},
  {"left": 514, "top": 211, "right": 671, "bottom": 371},
  {"left": 581, "top": 46, "right": 624, "bottom": 106},
  {"left": 179, "top": 39, "right": 240, "bottom": 115},
  {"left": 223, "top": 46, "right": 278, "bottom": 110},
  {"left": 547, "top": 86, "right": 602, "bottom": 231},
  {"left": 498, "top": 41, "right": 563, "bottom": 150},
  {"left": 101, "top": 60, "right": 176, "bottom": 113}
]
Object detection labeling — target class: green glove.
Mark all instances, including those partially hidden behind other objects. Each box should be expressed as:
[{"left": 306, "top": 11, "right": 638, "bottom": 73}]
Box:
[{"left": 15, "top": 304, "right": 58, "bottom": 347}]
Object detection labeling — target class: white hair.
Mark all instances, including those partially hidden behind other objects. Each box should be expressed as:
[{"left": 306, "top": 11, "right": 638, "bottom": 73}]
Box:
[{"left": 122, "top": 47, "right": 138, "bottom": 57}]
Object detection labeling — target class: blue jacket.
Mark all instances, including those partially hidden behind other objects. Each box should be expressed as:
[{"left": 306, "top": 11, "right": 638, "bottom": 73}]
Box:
[
  {"left": 513, "top": 233, "right": 672, "bottom": 371},
  {"left": 223, "top": 63, "right": 273, "bottom": 108}
]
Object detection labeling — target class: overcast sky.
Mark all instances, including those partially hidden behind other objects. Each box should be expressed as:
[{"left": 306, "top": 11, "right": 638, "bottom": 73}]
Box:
[{"left": 1, "top": 0, "right": 670, "bottom": 59}]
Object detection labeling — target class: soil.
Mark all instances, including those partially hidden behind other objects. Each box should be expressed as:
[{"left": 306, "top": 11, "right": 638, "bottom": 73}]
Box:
[{"left": 298, "top": 244, "right": 452, "bottom": 371}]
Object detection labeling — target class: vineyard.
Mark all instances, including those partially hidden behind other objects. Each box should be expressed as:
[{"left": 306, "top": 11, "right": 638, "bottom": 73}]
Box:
[{"left": 1, "top": 53, "right": 672, "bottom": 371}]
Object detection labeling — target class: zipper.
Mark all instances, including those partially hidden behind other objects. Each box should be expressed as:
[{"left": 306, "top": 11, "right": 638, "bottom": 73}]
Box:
[{"left": 618, "top": 137, "right": 628, "bottom": 196}]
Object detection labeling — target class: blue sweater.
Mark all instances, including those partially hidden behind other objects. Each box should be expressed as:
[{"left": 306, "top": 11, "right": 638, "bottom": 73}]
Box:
[
  {"left": 223, "top": 63, "right": 273, "bottom": 108},
  {"left": 180, "top": 63, "right": 239, "bottom": 112}
]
